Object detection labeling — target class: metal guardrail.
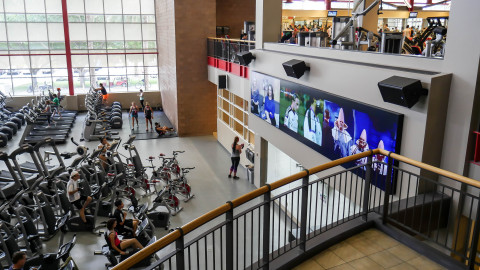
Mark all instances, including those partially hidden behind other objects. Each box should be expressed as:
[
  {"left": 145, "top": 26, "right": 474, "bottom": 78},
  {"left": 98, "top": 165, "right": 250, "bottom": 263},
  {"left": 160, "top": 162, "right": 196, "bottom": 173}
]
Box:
[
  {"left": 207, "top": 37, "right": 255, "bottom": 65},
  {"left": 113, "top": 149, "right": 480, "bottom": 269}
]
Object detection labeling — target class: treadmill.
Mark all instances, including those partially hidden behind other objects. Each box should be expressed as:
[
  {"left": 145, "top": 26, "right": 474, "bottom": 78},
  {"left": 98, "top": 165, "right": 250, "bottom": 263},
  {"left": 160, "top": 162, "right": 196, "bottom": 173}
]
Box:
[
  {"left": 9, "top": 144, "right": 54, "bottom": 177},
  {"left": 24, "top": 135, "right": 67, "bottom": 145},
  {"left": 0, "top": 152, "right": 23, "bottom": 199}
]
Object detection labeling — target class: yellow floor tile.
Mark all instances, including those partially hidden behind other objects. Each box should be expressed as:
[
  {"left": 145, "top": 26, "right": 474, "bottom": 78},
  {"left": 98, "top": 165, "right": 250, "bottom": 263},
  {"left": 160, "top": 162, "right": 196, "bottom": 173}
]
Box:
[
  {"left": 387, "top": 244, "right": 419, "bottom": 261},
  {"left": 312, "top": 250, "right": 346, "bottom": 269},
  {"left": 387, "top": 262, "right": 417, "bottom": 270},
  {"left": 293, "top": 259, "right": 325, "bottom": 270},
  {"left": 368, "top": 250, "right": 403, "bottom": 268},
  {"left": 348, "top": 257, "right": 383, "bottom": 270},
  {"left": 348, "top": 237, "right": 384, "bottom": 256},
  {"left": 407, "top": 256, "right": 446, "bottom": 270},
  {"left": 371, "top": 234, "right": 400, "bottom": 249},
  {"left": 331, "top": 243, "right": 366, "bottom": 262},
  {"left": 329, "top": 263, "right": 356, "bottom": 270}
]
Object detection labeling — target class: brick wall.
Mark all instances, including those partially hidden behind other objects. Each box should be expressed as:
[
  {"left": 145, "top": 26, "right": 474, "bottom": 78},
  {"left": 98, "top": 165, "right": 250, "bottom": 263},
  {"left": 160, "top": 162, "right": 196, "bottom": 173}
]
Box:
[
  {"left": 175, "top": 0, "right": 217, "bottom": 136},
  {"left": 156, "top": 0, "right": 179, "bottom": 130},
  {"left": 216, "top": 0, "right": 256, "bottom": 38}
]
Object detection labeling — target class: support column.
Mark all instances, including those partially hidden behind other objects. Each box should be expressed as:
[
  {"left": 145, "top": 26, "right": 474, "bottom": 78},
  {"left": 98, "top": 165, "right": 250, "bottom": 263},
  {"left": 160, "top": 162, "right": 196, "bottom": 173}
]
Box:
[
  {"left": 326, "top": 0, "right": 332, "bottom": 10},
  {"left": 357, "top": 0, "right": 380, "bottom": 34},
  {"left": 409, "top": 0, "right": 415, "bottom": 12},
  {"left": 255, "top": 0, "right": 282, "bottom": 49},
  {"left": 61, "top": 0, "right": 74, "bottom": 95},
  {"left": 157, "top": 0, "right": 217, "bottom": 136}
]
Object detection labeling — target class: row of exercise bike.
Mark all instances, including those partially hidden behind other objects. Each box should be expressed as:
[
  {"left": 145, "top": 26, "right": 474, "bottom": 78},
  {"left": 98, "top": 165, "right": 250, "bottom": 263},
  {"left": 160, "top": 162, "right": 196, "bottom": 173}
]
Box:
[{"left": 0, "top": 134, "right": 196, "bottom": 269}]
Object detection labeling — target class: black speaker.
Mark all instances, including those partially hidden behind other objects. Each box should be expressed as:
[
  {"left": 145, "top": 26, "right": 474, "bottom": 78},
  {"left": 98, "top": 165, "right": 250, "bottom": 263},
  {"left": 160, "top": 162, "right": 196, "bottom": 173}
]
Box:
[
  {"left": 282, "top": 59, "right": 310, "bottom": 79},
  {"left": 218, "top": 75, "right": 227, "bottom": 89},
  {"left": 237, "top": 51, "right": 255, "bottom": 66},
  {"left": 378, "top": 76, "right": 428, "bottom": 108}
]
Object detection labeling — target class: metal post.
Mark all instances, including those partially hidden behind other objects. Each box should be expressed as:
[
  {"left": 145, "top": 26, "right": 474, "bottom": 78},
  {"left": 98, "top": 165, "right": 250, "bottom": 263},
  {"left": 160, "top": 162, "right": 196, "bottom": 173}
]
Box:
[
  {"left": 382, "top": 154, "right": 394, "bottom": 224},
  {"left": 225, "top": 201, "right": 234, "bottom": 270},
  {"left": 262, "top": 184, "right": 271, "bottom": 270},
  {"left": 468, "top": 199, "right": 480, "bottom": 269},
  {"left": 300, "top": 170, "right": 310, "bottom": 251},
  {"left": 362, "top": 156, "right": 373, "bottom": 221},
  {"left": 175, "top": 228, "right": 185, "bottom": 270}
]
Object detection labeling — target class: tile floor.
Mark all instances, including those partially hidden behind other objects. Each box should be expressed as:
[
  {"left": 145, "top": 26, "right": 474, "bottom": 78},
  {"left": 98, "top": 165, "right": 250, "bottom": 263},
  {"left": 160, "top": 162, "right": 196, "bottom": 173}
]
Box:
[{"left": 293, "top": 229, "right": 446, "bottom": 270}]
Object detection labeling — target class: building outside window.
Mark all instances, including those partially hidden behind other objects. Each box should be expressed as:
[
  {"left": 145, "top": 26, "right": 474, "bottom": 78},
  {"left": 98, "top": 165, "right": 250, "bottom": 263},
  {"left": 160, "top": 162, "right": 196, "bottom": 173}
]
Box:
[{"left": 0, "top": 0, "right": 158, "bottom": 96}]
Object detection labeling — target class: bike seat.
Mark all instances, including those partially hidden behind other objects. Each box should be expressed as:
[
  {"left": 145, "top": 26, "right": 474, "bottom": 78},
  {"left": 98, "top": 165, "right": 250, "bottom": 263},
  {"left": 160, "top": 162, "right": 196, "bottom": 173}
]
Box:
[
  {"left": 127, "top": 164, "right": 134, "bottom": 167},
  {"left": 148, "top": 156, "right": 155, "bottom": 159},
  {"left": 159, "top": 153, "right": 165, "bottom": 157},
  {"left": 107, "top": 173, "right": 116, "bottom": 177}
]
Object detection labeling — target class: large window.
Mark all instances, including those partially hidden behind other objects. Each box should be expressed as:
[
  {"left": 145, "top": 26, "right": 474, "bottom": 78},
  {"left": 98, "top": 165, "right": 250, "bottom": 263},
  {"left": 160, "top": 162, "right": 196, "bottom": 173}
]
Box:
[{"left": 0, "top": 0, "right": 158, "bottom": 96}]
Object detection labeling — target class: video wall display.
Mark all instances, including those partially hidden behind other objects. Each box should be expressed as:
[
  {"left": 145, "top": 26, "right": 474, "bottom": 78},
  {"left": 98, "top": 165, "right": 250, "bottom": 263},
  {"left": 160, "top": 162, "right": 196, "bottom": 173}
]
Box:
[{"left": 250, "top": 71, "right": 404, "bottom": 193}]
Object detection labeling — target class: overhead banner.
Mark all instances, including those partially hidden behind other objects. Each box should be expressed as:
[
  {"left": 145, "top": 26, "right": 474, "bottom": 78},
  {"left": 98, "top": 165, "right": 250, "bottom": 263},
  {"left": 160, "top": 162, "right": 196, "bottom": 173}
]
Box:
[{"left": 250, "top": 71, "right": 404, "bottom": 193}]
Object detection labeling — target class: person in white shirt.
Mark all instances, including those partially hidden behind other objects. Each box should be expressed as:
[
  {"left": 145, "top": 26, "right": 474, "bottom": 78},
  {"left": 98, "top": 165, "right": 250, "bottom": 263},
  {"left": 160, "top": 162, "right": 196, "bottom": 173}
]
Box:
[
  {"left": 372, "top": 140, "right": 388, "bottom": 175},
  {"left": 350, "top": 129, "right": 370, "bottom": 168},
  {"left": 284, "top": 95, "right": 299, "bottom": 133},
  {"left": 67, "top": 170, "right": 92, "bottom": 224},
  {"left": 304, "top": 99, "right": 322, "bottom": 146},
  {"left": 332, "top": 108, "right": 353, "bottom": 158},
  {"left": 403, "top": 25, "right": 412, "bottom": 38}
]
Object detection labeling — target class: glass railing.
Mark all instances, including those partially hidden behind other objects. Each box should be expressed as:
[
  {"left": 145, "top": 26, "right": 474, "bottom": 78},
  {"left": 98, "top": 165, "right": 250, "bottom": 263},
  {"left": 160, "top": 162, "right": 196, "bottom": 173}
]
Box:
[{"left": 207, "top": 38, "right": 256, "bottom": 65}]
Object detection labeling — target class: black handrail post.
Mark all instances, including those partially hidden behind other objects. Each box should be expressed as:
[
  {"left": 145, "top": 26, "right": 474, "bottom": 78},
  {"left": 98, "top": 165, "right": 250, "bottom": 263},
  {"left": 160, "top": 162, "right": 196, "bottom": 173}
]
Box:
[
  {"left": 300, "top": 170, "right": 310, "bottom": 252},
  {"left": 175, "top": 228, "right": 185, "bottom": 270},
  {"left": 362, "top": 156, "right": 373, "bottom": 221},
  {"left": 382, "top": 154, "right": 394, "bottom": 224},
  {"left": 468, "top": 199, "right": 480, "bottom": 269},
  {"left": 226, "top": 201, "right": 234, "bottom": 270},
  {"left": 262, "top": 184, "right": 272, "bottom": 270}
]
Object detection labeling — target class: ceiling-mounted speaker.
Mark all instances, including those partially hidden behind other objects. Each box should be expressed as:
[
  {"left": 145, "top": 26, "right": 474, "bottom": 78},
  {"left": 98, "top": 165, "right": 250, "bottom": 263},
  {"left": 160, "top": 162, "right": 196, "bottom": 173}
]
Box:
[
  {"left": 218, "top": 75, "right": 227, "bottom": 89},
  {"left": 282, "top": 59, "right": 310, "bottom": 79},
  {"left": 378, "top": 76, "right": 428, "bottom": 108},
  {"left": 236, "top": 52, "right": 256, "bottom": 66}
]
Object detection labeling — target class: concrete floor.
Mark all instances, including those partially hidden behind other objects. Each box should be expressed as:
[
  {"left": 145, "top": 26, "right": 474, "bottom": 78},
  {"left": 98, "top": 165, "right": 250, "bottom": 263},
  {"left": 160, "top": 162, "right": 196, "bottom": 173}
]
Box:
[{"left": 0, "top": 113, "right": 257, "bottom": 269}]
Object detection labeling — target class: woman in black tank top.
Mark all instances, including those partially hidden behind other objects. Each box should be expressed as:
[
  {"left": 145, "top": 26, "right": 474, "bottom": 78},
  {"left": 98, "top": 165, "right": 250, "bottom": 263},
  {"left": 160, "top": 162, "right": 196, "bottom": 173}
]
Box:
[{"left": 144, "top": 102, "right": 153, "bottom": 132}]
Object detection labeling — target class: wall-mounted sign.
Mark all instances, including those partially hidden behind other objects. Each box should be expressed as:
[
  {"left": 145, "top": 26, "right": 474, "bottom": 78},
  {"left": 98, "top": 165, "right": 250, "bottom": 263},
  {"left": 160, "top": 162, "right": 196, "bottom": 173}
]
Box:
[
  {"left": 250, "top": 71, "right": 404, "bottom": 193},
  {"left": 409, "top": 12, "right": 418, "bottom": 18},
  {"left": 327, "top": 11, "right": 338, "bottom": 17}
]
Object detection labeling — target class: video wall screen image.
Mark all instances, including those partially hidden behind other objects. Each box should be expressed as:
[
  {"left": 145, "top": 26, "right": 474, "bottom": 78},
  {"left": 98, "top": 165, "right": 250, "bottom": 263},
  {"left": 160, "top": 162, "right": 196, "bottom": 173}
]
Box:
[{"left": 251, "top": 71, "right": 404, "bottom": 193}]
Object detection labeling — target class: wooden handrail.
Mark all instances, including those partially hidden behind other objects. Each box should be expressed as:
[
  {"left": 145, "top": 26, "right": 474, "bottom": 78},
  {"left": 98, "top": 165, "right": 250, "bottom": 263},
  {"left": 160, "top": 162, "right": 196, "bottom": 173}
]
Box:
[
  {"left": 377, "top": 149, "right": 480, "bottom": 189},
  {"left": 113, "top": 148, "right": 479, "bottom": 269},
  {"left": 207, "top": 37, "right": 256, "bottom": 43}
]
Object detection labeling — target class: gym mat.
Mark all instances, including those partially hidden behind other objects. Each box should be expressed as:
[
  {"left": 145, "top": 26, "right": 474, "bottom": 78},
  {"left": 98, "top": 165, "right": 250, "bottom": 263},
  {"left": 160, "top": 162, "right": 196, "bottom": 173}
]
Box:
[{"left": 128, "top": 110, "right": 178, "bottom": 140}]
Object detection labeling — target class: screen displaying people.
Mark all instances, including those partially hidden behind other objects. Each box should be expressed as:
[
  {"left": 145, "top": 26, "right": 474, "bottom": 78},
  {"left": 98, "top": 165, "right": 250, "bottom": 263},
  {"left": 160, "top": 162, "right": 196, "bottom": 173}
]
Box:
[
  {"left": 250, "top": 72, "right": 280, "bottom": 128},
  {"left": 252, "top": 71, "right": 403, "bottom": 192}
]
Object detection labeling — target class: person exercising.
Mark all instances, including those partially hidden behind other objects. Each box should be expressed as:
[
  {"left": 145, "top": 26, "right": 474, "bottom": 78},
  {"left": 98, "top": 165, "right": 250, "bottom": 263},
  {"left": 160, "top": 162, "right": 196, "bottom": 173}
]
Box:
[
  {"left": 67, "top": 170, "right": 92, "bottom": 224},
  {"left": 144, "top": 102, "right": 153, "bottom": 132},
  {"left": 51, "top": 94, "right": 62, "bottom": 119},
  {"left": 154, "top": 122, "right": 173, "bottom": 136},
  {"left": 98, "top": 137, "right": 111, "bottom": 171},
  {"left": 95, "top": 83, "right": 108, "bottom": 104},
  {"left": 113, "top": 200, "right": 139, "bottom": 237},
  {"left": 129, "top": 102, "right": 139, "bottom": 130},
  {"left": 8, "top": 251, "right": 27, "bottom": 270},
  {"left": 41, "top": 100, "right": 55, "bottom": 127},
  {"left": 106, "top": 219, "right": 144, "bottom": 256}
]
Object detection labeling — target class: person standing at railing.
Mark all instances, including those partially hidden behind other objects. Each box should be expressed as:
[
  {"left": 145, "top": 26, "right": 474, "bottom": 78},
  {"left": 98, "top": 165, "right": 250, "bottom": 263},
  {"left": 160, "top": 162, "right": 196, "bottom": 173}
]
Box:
[{"left": 228, "top": 136, "right": 243, "bottom": 179}]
